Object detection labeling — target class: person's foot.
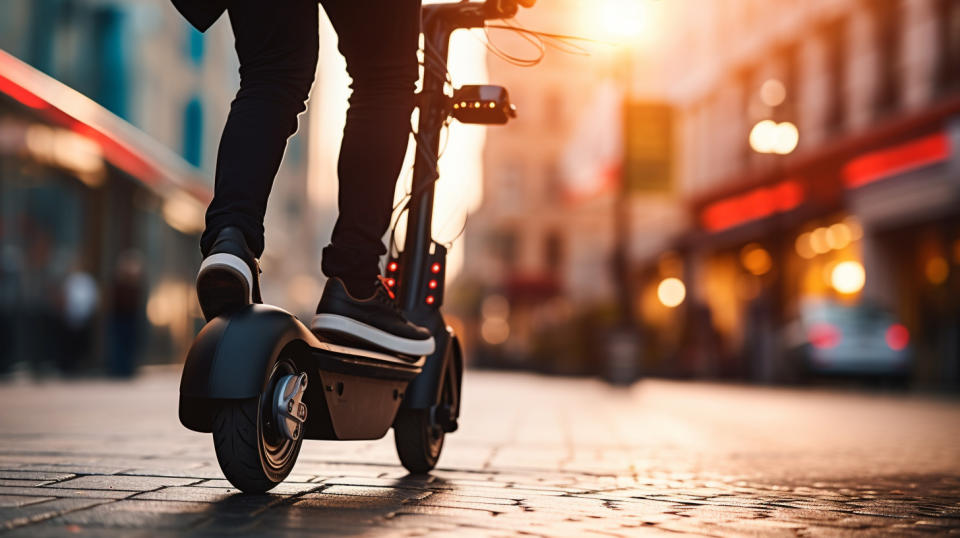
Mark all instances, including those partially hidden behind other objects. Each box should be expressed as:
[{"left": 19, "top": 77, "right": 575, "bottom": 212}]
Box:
[
  {"left": 311, "top": 277, "right": 435, "bottom": 357},
  {"left": 196, "top": 227, "right": 261, "bottom": 321}
]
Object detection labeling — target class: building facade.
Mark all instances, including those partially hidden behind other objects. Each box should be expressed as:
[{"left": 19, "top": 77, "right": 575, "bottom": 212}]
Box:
[
  {"left": 645, "top": 0, "right": 960, "bottom": 387},
  {"left": 463, "top": 0, "right": 960, "bottom": 387}
]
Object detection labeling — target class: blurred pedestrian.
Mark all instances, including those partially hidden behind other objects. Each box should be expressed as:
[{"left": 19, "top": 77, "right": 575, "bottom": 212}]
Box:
[
  {"left": 59, "top": 267, "right": 99, "bottom": 375},
  {"left": 107, "top": 251, "right": 143, "bottom": 378}
]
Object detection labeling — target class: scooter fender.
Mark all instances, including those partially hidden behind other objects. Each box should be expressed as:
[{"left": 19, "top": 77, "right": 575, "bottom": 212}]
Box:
[{"left": 178, "top": 304, "right": 313, "bottom": 433}]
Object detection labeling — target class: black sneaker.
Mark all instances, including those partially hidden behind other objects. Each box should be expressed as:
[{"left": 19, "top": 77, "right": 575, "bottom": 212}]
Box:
[
  {"left": 196, "top": 226, "right": 261, "bottom": 321},
  {"left": 311, "top": 277, "right": 435, "bottom": 357}
]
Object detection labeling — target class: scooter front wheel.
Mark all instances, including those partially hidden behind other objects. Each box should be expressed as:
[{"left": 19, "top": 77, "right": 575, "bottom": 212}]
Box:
[
  {"left": 393, "top": 407, "right": 444, "bottom": 474},
  {"left": 211, "top": 358, "right": 304, "bottom": 493}
]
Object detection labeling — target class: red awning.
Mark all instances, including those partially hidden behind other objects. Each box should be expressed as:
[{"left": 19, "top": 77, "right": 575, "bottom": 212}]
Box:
[{"left": 0, "top": 48, "right": 212, "bottom": 205}]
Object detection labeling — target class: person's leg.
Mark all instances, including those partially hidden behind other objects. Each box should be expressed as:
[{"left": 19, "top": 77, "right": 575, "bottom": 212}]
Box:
[
  {"left": 199, "top": 0, "right": 319, "bottom": 258},
  {"left": 319, "top": 0, "right": 421, "bottom": 298}
]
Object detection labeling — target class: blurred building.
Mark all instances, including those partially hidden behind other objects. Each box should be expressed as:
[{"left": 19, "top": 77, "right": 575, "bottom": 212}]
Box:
[
  {"left": 463, "top": 0, "right": 960, "bottom": 388},
  {"left": 459, "top": 0, "right": 622, "bottom": 373},
  {"left": 0, "top": 49, "right": 209, "bottom": 374},
  {"left": 0, "top": 0, "right": 319, "bottom": 373},
  {"left": 648, "top": 0, "right": 960, "bottom": 389}
]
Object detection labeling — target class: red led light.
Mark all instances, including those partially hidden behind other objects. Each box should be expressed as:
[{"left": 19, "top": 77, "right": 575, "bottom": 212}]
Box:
[
  {"left": 387, "top": 261, "right": 398, "bottom": 272},
  {"left": 885, "top": 324, "right": 909, "bottom": 351},
  {"left": 431, "top": 263, "right": 441, "bottom": 274},
  {"left": 425, "top": 295, "right": 435, "bottom": 305},
  {"left": 386, "top": 278, "right": 396, "bottom": 287},
  {"left": 428, "top": 279, "right": 437, "bottom": 289}
]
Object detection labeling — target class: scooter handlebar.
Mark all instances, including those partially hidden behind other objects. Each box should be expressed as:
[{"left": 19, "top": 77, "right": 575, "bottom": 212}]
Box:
[{"left": 483, "top": 0, "right": 535, "bottom": 19}]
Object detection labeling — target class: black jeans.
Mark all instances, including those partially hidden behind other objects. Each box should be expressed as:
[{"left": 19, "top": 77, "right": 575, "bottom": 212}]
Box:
[{"left": 200, "top": 0, "right": 420, "bottom": 289}]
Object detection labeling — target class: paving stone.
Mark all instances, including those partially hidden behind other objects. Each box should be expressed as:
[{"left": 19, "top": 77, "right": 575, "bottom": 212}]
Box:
[
  {"left": 199, "top": 479, "right": 323, "bottom": 495},
  {"left": 314, "top": 484, "right": 432, "bottom": 501},
  {"left": 0, "top": 371, "right": 958, "bottom": 536},
  {"left": 0, "top": 494, "right": 56, "bottom": 507},
  {"left": 0, "top": 478, "right": 57, "bottom": 487},
  {"left": 0, "top": 498, "right": 107, "bottom": 530},
  {"left": 49, "top": 499, "right": 213, "bottom": 530},
  {"left": 0, "top": 485, "right": 132, "bottom": 500},
  {"left": 48, "top": 475, "right": 200, "bottom": 491},
  {"left": 0, "top": 470, "right": 75, "bottom": 481}
]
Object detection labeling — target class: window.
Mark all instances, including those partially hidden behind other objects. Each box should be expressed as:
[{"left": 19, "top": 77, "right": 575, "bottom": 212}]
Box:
[
  {"left": 821, "top": 18, "right": 847, "bottom": 134},
  {"left": 871, "top": 0, "right": 901, "bottom": 115},
  {"left": 490, "top": 229, "right": 519, "bottom": 270},
  {"left": 938, "top": 0, "right": 960, "bottom": 93},
  {"left": 186, "top": 28, "right": 206, "bottom": 67},
  {"left": 543, "top": 91, "right": 563, "bottom": 130},
  {"left": 182, "top": 96, "right": 203, "bottom": 167},
  {"left": 92, "top": 6, "right": 129, "bottom": 119},
  {"left": 543, "top": 230, "right": 564, "bottom": 274}
]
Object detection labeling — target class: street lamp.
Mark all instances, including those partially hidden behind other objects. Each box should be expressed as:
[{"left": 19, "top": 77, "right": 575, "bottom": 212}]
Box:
[{"left": 749, "top": 120, "right": 799, "bottom": 155}]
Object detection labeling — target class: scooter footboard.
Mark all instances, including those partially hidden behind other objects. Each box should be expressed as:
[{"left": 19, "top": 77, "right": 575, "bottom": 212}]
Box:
[{"left": 178, "top": 304, "right": 424, "bottom": 438}]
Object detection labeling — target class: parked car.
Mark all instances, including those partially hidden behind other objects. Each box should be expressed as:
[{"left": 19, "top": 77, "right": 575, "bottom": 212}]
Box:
[{"left": 783, "top": 300, "right": 911, "bottom": 379}]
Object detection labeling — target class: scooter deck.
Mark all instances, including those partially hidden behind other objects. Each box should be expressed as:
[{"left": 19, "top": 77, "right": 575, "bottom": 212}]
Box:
[{"left": 179, "top": 304, "right": 425, "bottom": 440}]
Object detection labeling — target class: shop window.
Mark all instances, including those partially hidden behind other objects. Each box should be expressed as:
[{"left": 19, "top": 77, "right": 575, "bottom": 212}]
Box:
[
  {"left": 937, "top": 0, "right": 960, "bottom": 93},
  {"left": 182, "top": 96, "right": 204, "bottom": 167},
  {"left": 821, "top": 18, "right": 847, "bottom": 135},
  {"left": 871, "top": 0, "right": 901, "bottom": 116},
  {"left": 774, "top": 44, "right": 799, "bottom": 124}
]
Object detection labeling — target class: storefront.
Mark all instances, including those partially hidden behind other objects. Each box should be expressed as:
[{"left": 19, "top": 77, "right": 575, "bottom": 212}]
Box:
[
  {"left": 0, "top": 50, "right": 211, "bottom": 375},
  {"left": 671, "top": 98, "right": 960, "bottom": 387}
]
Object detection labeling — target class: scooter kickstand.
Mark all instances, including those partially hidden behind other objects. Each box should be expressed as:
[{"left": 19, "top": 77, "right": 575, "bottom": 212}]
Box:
[{"left": 273, "top": 373, "right": 308, "bottom": 441}]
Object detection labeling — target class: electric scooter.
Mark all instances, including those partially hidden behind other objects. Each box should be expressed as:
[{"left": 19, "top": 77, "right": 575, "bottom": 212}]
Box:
[{"left": 178, "top": 0, "right": 534, "bottom": 493}]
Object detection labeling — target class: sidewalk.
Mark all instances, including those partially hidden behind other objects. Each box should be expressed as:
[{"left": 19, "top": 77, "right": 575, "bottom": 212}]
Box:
[{"left": 0, "top": 368, "right": 958, "bottom": 536}]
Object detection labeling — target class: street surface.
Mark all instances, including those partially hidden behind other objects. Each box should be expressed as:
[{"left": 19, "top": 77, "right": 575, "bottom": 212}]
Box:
[{"left": 0, "top": 368, "right": 958, "bottom": 536}]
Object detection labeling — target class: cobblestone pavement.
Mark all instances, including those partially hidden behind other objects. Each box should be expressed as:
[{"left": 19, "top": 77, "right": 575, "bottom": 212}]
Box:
[{"left": 0, "top": 368, "right": 958, "bottom": 536}]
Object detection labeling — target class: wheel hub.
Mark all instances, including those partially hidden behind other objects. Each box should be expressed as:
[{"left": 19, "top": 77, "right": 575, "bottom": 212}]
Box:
[{"left": 272, "top": 372, "right": 308, "bottom": 441}]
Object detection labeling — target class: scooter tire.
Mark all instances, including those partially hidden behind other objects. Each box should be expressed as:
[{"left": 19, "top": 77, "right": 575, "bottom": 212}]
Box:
[
  {"left": 212, "top": 397, "right": 301, "bottom": 493},
  {"left": 394, "top": 408, "right": 444, "bottom": 474}
]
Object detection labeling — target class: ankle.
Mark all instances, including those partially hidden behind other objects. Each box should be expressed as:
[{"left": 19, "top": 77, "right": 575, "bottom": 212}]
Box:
[{"left": 339, "top": 277, "right": 375, "bottom": 299}]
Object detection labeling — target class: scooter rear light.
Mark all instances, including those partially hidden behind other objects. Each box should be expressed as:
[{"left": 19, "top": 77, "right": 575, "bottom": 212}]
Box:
[
  {"left": 808, "top": 323, "right": 841, "bottom": 349},
  {"left": 425, "top": 295, "right": 435, "bottom": 305},
  {"left": 428, "top": 279, "right": 438, "bottom": 289},
  {"left": 387, "top": 261, "right": 398, "bottom": 272},
  {"left": 431, "top": 263, "right": 441, "bottom": 274}
]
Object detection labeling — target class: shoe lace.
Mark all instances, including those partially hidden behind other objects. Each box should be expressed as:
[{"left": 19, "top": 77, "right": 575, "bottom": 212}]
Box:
[{"left": 375, "top": 275, "right": 401, "bottom": 313}]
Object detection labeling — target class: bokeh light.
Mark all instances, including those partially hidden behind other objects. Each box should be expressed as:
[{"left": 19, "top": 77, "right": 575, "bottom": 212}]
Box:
[
  {"left": 749, "top": 120, "right": 799, "bottom": 155},
  {"left": 795, "top": 232, "right": 816, "bottom": 259},
  {"left": 760, "top": 79, "right": 787, "bottom": 107},
  {"left": 826, "top": 223, "right": 852, "bottom": 250},
  {"left": 831, "top": 261, "right": 866, "bottom": 294},
  {"left": 740, "top": 243, "right": 773, "bottom": 276},
  {"left": 657, "top": 277, "right": 686, "bottom": 308},
  {"left": 925, "top": 257, "right": 949, "bottom": 285}
]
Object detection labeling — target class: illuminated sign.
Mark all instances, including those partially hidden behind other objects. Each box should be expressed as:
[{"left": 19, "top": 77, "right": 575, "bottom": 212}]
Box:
[
  {"left": 843, "top": 132, "right": 950, "bottom": 188},
  {"left": 701, "top": 179, "right": 805, "bottom": 232}
]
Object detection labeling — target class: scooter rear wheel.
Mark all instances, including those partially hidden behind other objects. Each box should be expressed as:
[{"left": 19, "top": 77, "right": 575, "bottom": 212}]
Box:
[{"left": 212, "top": 359, "right": 302, "bottom": 493}]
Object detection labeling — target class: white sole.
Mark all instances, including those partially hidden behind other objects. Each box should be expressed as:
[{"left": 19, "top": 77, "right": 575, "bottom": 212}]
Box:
[
  {"left": 197, "top": 252, "right": 253, "bottom": 303},
  {"left": 310, "top": 314, "right": 435, "bottom": 356}
]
